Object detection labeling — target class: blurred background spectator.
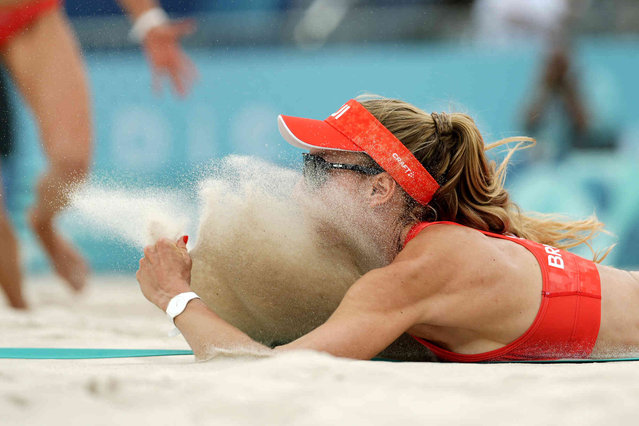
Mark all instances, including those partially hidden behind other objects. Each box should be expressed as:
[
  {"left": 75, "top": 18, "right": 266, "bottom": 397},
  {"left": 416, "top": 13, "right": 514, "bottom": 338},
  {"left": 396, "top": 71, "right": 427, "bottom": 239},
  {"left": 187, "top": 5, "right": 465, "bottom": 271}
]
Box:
[
  {"left": 473, "top": 0, "right": 571, "bottom": 46},
  {"left": 473, "top": 0, "right": 618, "bottom": 161},
  {"left": 3, "top": 0, "right": 639, "bottom": 273}
]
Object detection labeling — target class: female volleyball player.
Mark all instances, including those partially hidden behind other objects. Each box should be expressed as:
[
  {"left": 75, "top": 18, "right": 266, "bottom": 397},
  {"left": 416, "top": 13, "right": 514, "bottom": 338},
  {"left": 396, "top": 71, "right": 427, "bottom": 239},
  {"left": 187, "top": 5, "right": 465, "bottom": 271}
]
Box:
[
  {"left": 0, "top": 0, "right": 196, "bottom": 308},
  {"left": 136, "top": 97, "right": 639, "bottom": 362}
]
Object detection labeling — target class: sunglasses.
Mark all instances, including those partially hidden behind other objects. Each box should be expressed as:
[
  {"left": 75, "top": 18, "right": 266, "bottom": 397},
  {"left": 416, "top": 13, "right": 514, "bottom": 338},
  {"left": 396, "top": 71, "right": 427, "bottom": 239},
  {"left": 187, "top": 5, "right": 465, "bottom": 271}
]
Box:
[{"left": 302, "top": 153, "right": 384, "bottom": 187}]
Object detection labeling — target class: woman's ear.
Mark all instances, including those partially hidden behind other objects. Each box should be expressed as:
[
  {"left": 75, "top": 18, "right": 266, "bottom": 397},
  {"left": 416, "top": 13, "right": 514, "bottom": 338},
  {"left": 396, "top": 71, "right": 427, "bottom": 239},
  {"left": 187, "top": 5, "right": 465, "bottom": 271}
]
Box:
[{"left": 369, "top": 173, "right": 398, "bottom": 207}]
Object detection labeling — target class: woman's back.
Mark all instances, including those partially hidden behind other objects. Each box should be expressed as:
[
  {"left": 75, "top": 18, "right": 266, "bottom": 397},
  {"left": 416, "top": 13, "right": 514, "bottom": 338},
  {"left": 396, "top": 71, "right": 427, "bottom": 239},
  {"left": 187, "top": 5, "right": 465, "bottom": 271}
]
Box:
[
  {"left": 403, "top": 222, "right": 632, "bottom": 360},
  {"left": 405, "top": 223, "right": 542, "bottom": 354},
  {"left": 595, "top": 264, "right": 639, "bottom": 357}
]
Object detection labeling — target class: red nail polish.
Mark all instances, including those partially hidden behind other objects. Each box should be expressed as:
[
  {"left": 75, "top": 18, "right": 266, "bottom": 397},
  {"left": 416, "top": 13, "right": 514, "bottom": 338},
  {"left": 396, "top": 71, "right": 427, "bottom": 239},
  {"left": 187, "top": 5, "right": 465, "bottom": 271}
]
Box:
[{"left": 183, "top": 236, "right": 189, "bottom": 244}]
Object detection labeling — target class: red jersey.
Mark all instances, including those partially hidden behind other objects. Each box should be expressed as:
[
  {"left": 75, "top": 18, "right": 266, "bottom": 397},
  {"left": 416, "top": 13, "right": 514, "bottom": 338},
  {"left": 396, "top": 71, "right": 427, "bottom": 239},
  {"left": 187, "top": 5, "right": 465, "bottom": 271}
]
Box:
[{"left": 404, "top": 221, "right": 601, "bottom": 362}]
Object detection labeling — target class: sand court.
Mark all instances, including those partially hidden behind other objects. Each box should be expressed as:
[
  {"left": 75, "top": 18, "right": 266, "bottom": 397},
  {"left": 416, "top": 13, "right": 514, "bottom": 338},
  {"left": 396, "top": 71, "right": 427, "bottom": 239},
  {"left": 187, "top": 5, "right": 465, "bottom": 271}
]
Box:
[{"left": 2, "top": 276, "right": 639, "bottom": 426}]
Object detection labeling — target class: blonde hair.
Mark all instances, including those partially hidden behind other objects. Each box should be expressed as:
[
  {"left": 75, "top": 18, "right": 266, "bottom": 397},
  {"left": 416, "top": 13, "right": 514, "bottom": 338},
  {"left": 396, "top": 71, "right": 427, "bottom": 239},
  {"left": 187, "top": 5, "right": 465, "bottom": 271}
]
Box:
[{"left": 358, "top": 96, "right": 610, "bottom": 262}]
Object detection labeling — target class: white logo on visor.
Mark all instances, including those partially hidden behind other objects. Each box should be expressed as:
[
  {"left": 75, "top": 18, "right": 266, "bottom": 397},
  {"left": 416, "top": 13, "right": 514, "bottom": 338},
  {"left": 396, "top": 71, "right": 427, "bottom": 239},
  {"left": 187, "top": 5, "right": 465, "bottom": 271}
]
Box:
[
  {"left": 392, "top": 153, "right": 415, "bottom": 178},
  {"left": 331, "top": 104, "right": 350, "bottom": 120}
]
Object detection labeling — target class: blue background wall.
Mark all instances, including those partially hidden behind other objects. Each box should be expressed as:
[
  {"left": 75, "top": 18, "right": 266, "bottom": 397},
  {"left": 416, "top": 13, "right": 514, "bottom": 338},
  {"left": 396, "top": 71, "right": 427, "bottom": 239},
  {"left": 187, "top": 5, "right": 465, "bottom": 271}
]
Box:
[{"left": 6, "top": 39, "right": 639, "bottom": 272}]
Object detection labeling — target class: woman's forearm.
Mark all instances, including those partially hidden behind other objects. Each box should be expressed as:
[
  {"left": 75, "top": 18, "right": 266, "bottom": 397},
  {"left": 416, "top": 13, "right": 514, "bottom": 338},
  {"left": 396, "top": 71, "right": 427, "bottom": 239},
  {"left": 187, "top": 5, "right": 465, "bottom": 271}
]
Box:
[{"left": 174, "top": 299, "right": 271, "bottom": 359}]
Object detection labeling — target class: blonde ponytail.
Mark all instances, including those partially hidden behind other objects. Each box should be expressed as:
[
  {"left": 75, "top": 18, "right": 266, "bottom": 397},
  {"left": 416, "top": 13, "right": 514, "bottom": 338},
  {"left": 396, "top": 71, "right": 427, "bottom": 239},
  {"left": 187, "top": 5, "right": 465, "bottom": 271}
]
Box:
[{"left": 358, "top": 96, "right": 610, "bottom": 262}]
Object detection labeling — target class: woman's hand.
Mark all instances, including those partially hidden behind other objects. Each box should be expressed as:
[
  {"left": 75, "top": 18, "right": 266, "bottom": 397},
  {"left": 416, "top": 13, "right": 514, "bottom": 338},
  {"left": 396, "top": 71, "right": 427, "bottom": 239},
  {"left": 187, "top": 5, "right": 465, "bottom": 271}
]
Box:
[
  {"left": 136, "top": 236, "right": 193, "bottom": 311},
  {"left": 142, "top": 20, "right": 198, "bottom": 97}
]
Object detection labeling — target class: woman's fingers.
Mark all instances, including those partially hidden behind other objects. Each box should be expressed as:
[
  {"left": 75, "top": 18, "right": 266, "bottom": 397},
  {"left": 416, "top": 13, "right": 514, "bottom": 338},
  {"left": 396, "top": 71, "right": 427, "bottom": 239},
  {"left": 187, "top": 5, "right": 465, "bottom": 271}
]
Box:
[
  {"left": 136, "top": 237, "right": 193, "bottom": 309},
  {"left": 142, "top": 21, "right": 198, "bottom": 96},
  {"left": 143, "top": 237, "right": 187, "bottom": 252},
  {"left": 143, "top": 244, "right": 156, "bottom": 260},
  {"left": 169, "top": 19, "right": 197, "bottom": 39},
  {"left": 177, "top": 235, "right": 188, "bottom": 249}
]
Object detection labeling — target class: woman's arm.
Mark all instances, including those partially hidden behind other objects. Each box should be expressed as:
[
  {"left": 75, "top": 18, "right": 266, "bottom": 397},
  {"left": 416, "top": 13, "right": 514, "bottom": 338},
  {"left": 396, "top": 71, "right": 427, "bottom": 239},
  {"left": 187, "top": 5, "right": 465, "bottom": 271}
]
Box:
[
  {"left": 136, "top": 238, "right": 428, "bottom": 360},
  {"left": 173, "top": 299, "right": 271, "bottom": 358}
]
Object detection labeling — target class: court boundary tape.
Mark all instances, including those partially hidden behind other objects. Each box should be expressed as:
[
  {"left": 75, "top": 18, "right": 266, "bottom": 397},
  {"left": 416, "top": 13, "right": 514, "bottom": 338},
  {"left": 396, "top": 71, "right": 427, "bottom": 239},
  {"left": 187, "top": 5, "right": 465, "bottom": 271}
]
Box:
[
  {"left": 2, "top": 348, "right": 639, "bottom": 362},
  {"left": 0, "top": 348, "right": 193, "bottom": 359}
]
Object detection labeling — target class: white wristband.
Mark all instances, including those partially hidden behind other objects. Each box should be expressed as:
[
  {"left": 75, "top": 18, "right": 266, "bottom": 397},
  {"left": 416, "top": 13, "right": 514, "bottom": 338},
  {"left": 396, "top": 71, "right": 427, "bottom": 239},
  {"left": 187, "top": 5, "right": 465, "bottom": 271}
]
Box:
[
  {"left": 129, "top": 7, "right": 169, "bottom": 43},
  {"left": 166, "top": 291, "right": 200, "bottom": 323}
]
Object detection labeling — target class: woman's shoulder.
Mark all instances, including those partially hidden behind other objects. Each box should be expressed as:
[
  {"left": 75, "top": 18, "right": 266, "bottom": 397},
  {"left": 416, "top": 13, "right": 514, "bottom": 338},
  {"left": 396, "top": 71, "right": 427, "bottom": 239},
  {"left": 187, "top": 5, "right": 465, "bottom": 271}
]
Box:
[
  {"left": 342, "top": 222, "right": 508, "bottom": 326},
  {"left": 345, "top": 223, "right": 495, "bottom": 324},
  {"left": 398, "top": 222, "right": 504, "bottom": 284},
  {"left": 400, "top": 221, "right": 488, "bottom": 260}
]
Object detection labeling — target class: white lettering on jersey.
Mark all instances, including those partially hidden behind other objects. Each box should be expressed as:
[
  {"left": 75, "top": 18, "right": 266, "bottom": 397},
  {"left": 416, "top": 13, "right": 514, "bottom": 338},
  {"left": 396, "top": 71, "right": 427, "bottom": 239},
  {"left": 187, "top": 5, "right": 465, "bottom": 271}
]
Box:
[{"left": 544, "top": 245, "right": 565, "bottom": 269}]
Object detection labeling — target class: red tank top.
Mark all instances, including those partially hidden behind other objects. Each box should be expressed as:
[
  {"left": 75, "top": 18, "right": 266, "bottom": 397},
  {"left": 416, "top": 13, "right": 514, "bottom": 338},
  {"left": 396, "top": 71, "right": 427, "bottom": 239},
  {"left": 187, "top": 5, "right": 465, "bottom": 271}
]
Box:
[{"left": 404, "top": 221, "right": 601, "bottom": 362}]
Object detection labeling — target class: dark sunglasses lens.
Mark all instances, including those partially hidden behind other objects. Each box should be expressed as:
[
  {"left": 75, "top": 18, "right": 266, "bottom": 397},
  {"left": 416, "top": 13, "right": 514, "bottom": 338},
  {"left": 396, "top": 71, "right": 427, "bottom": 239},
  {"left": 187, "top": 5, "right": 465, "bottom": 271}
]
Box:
[{"left": 302, "top": 154, "right": 328, "bottom": 187}]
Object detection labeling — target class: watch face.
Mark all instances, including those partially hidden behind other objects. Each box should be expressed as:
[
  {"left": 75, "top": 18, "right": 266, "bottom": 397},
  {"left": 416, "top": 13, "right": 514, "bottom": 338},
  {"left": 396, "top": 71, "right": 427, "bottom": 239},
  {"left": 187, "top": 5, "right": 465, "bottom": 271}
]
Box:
[
  {"left": 167, "top": 297, "right": 183, "bottom": 317},
  {"left": 167, "top": 293, "right": 198, "bottom": 318}
]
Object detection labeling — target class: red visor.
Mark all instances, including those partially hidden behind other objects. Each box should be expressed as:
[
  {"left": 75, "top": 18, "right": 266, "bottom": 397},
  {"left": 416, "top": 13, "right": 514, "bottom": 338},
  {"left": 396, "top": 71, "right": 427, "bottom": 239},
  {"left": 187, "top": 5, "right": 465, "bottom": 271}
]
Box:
[{"left": 278, "top": 99, "right": 440, "bottom": 205}]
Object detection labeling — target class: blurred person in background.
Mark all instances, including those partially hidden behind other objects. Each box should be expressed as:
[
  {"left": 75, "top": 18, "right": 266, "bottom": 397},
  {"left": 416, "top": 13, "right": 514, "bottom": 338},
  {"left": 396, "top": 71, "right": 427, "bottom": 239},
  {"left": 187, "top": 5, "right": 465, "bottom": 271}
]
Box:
[
  {"left": 473, "top": 0, "right": 613, "bottom": 160},
  {"left": 473, "top": 0, "right": 572, "bottom": 45},
  {"left": 0, "top": 0, "right": 197, "bottom": 309}
]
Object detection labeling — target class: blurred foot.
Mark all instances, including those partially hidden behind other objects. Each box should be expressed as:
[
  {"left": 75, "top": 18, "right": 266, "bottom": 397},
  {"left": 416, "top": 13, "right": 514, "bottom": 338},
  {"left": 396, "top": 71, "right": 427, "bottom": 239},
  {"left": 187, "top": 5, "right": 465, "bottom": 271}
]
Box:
[
  {"left": 29, "top": 209, "right": 88, "bottom": 292},
  {"left": 7, "top": 296, "right": 28, "bottom": 310}
]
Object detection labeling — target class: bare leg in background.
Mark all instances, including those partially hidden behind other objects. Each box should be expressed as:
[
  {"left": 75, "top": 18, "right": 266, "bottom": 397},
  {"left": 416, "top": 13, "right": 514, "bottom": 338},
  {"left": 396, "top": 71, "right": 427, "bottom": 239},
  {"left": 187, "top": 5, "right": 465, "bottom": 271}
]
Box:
[
  {"left": 0, "top": 174, "right": 26, "bottom": 308},
  {"left": 1, "top": 8, "right": 92, "bottom": 293}
]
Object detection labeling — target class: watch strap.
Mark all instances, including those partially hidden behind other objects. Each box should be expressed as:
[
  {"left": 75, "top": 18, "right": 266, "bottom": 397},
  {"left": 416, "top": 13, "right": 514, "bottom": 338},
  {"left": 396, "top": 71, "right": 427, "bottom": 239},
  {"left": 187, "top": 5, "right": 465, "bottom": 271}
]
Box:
[{"left": 165, "top": 291, "right": 200, "bottom": 325}]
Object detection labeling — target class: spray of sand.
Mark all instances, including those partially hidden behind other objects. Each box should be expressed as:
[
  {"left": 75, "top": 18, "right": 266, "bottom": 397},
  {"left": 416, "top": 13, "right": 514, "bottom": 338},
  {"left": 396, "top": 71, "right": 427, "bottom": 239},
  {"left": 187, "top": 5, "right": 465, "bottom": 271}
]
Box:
[
  {"left": 188, "top": 155, "right": 386, "bottom": 346},
  {"left": 69, "top": 156, "right": 386, "bottom": 349},
  {"left": 70, "top": 186, "right": 190, "bottom": 248}
]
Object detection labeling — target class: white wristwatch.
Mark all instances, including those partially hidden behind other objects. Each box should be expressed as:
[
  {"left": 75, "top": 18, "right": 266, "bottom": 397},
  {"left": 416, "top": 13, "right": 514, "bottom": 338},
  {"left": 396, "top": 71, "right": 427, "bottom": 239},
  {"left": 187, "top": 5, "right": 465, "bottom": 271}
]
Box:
[{"left": 165, "top": 291, "right": 200, "bottom": 325}]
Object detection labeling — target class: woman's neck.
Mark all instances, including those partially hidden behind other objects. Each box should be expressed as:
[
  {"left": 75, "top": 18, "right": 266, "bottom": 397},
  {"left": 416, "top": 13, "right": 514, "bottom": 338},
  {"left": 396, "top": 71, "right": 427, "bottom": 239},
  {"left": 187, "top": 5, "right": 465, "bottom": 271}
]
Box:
[
  {"left": 370, "top": 218, "right": 419, "bottom": 265},
  {"left": 399, "top": 221, "right": 419, "bottom": 249}
]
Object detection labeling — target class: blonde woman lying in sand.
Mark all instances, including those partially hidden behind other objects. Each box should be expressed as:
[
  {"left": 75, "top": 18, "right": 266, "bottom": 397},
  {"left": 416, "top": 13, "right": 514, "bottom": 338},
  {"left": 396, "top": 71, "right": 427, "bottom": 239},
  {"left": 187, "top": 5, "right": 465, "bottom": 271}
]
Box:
[{"left": 136, "top": 97, "right": 639, "bottom": 362}]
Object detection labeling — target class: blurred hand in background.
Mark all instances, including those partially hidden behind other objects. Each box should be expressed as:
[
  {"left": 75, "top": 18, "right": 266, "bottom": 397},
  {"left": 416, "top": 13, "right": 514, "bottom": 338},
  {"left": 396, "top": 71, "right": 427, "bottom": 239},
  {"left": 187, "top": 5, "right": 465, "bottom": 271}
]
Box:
[
  {"left": 117, "top": 0, "right": 199, "bottom": 97},
  {"left": 143, "top": 18, "right": 198, "bottom": 97}
]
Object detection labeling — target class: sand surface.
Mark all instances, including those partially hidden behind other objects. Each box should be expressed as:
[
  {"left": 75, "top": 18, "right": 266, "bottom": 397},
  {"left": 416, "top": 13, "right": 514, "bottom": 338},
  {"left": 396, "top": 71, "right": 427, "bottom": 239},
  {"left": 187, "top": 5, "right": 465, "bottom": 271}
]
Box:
[{"left": 2, "top": 276, "right": 639, "bottom": 426}]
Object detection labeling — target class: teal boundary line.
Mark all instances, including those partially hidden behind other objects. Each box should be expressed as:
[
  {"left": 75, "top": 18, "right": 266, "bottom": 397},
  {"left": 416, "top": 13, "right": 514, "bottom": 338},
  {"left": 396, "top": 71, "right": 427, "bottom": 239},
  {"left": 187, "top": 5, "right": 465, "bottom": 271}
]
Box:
[
  {"left": 0, "top": 348, "right": 193, "bottom": 359},
  {"left": 2, "top": 348, "right": 639, "bottom": 362}
]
